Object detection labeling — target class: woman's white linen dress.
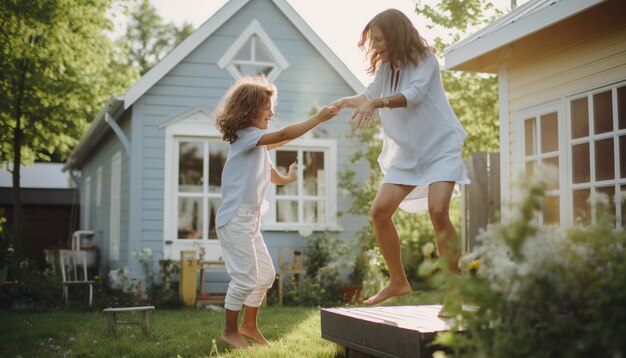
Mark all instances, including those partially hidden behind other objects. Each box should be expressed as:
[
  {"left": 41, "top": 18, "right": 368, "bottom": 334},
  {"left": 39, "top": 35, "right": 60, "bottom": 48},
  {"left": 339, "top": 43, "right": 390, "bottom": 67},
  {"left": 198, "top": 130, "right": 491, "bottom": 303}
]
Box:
[{"left": 362, "top": 50, "right": 470, "bottom": 212}]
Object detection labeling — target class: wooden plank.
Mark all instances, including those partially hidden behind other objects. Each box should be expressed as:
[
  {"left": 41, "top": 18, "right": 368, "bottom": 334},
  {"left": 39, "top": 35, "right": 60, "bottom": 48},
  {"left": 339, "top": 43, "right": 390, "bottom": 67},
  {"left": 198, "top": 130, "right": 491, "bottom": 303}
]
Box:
[{"left": 321, "top": 305, "right": 450, "bottom": 358}]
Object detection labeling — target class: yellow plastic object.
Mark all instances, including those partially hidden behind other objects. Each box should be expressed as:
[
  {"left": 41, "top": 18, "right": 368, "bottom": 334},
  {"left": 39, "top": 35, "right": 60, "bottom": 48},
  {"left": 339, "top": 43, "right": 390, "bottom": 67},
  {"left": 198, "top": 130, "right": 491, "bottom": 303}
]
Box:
[{"left": 179, "top": 250, "right": 197, "bottom": 306}]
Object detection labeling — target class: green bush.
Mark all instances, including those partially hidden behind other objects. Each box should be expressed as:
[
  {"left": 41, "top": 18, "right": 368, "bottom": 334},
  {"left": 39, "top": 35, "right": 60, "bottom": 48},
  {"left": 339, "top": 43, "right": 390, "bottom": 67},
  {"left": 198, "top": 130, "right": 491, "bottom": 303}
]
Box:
[{"left": 439, "top": 177, "right": 626, "bottom": 357}]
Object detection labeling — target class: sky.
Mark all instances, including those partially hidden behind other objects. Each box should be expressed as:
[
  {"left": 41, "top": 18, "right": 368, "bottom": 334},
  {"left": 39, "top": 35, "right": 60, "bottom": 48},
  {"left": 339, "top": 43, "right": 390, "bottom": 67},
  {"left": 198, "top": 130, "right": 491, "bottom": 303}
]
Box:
[{"left": 110, "top": 0, "right": 518, "bottom": 85}]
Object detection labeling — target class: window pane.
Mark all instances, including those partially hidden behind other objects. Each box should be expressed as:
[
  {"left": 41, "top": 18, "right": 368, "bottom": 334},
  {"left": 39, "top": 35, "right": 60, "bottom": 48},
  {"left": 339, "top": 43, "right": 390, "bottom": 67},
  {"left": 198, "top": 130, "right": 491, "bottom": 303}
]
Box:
[
  {"left": 573, "top": 189, "right": 590, "bottom": 225},
  {"left": 525, "top": 160, "right": 535, "bottom": 177},
  {"left": 595, "top": 138, "right": 614, "bottom": 181},
  {"left": 543, "top": 157, "right": 559, "bottom": 190},
  {"left": 207, "top": 198, "right": 221, "bottom": 240},
  {"left": 208, "top": 143, "right": 227, "bottom": 193},
  {"left": 254, "top": 37, "right": 273, "bottom": 62},
  {"left": 235, "top": 38, "right": 252, "bottom": 60},
  {"left": 593, "top": 91, "right": 613, "bottom": 134},
  {"left": 276, "top": 150, "right": 298, "bottom": 195},
  {"left": 572, "top": 143, "right": 590, "bottom": 184},
  {"left": 620, "top": 135, "right": 626, "bottom": 179},
  {"left": 304, "top": 201, "right": 325, "bottom": 224},
  {"left": 540, "top": 112, "right": 558, "bottom": 153},
  {"left": 178, "top": 197, "right": 203, "bottom": 239},
  {"left": 543, "top": 195, "right": 560, "bottom": 225},
  {"left": 596, "top": 186, "right": 615, "bottom": 227},
  {"left": 571, "top": 97, "right": 589, "bottom": 139},
  {"left": 618, "top": 86, "right": 626, "bottom": 130},
  {"left": 303, "top": 151, "right": 325, "bottom": 196},
  {"left": 179, "top": 142, "right": 204, "bottom": 193},
  {"left": 277, "top": 200, "right": 297, "bottom": 223},
  {"left": 524, "top": 118, "right": 536, "bottom": 156},
  {"left": 235, "top": 63, "right": 273, "bottom": 76}
]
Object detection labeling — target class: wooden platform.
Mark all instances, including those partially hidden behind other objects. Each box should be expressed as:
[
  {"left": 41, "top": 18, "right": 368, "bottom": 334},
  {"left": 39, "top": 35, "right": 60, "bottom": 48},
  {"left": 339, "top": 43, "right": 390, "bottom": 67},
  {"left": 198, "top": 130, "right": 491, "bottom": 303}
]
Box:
[{"left": 321, "top": 305, "right": 450, "bottom": 358}]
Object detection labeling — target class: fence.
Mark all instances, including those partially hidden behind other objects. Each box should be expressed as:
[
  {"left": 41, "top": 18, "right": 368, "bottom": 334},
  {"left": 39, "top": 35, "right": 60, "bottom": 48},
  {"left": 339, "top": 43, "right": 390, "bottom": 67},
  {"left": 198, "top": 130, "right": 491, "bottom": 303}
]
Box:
[{"left": 461, "top": 152, "right": 500, "bottom": 254}]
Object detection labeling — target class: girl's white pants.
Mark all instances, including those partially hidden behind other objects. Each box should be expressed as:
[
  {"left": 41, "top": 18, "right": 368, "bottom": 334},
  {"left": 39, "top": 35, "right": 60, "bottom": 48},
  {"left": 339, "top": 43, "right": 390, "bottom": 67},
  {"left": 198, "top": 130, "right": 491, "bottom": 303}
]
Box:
[{"left": 217, "top": 205, "right": 275, "bottom": 311}]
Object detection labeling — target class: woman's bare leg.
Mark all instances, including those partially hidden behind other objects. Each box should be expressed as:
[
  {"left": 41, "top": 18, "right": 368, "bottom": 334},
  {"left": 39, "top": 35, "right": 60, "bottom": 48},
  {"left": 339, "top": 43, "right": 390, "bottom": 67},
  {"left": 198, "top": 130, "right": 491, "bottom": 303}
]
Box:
[
  {"left": 221, "top": 309, "right": 249, "bottom": 348},
  {"left": 427, "top": 181, "right": 460, "bottom": 317},
  {"left": 239, "top": 305, "right": 270, "bottom": 345},
  {"left": 363, "top": 183, "right": 415, "bottom": 305}
]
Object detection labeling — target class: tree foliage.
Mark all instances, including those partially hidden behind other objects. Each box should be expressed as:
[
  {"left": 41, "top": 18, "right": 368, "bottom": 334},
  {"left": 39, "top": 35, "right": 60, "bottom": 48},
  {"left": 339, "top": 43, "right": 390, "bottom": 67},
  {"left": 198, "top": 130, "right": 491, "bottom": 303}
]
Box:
[
  {"left": 117, "top": 0, "right": 194, "bottom": 76},
  {"left": 0, "top": 0, "right": 136, "bottom": 240},
  {"left": 417, "top": 0, "right": 505, "bottom": 155}
]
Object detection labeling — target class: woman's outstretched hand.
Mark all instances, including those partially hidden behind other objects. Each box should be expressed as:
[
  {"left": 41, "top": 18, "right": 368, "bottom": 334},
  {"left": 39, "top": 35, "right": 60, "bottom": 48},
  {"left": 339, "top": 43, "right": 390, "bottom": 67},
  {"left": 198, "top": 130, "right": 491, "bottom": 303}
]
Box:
[{"left": 351, "top": 101, "right": 376, "bottom": 128}]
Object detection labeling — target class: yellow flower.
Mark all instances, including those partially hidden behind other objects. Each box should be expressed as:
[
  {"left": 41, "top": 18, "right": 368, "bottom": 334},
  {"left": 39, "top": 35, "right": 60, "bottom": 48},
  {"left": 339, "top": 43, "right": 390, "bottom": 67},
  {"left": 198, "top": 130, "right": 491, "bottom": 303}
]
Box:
[{"left": 469, "top": 259, "right": 480, "bottom": 272}]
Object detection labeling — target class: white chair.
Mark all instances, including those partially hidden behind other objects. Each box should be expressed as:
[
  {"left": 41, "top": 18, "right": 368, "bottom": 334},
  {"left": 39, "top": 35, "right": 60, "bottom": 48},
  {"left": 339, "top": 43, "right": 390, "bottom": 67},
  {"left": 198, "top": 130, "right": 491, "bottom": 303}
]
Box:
[{"left": 59, "top": 250, "right": 94, "bottom": 306}]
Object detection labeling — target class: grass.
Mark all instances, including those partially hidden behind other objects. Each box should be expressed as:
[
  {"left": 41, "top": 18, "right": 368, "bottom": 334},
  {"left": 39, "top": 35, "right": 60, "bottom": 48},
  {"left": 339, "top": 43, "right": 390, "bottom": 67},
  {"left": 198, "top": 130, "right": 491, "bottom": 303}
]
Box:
[{"left": 0, "top": 290, "right": 444, "bottom": 357}]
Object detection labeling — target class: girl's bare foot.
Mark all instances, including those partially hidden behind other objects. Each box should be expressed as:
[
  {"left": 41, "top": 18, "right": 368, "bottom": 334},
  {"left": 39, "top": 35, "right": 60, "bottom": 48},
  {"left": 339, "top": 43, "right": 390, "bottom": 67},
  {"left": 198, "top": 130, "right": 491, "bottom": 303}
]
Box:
[
  {"left": 220, "top": 331, "right": 249, "bottom": 349},
  {"left": 363, "top": 281, "right": 411, "bottom": 306},
  {"left": 239, "top": 326, "right": 270, "bottom": 345}
]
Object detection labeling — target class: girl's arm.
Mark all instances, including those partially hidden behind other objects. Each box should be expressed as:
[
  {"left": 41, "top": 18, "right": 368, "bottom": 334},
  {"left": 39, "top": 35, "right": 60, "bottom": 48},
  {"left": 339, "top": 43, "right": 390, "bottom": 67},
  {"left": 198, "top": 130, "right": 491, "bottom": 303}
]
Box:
[
  {"left": 271, "top": 162, "right": 297, "bottom": 185},
  {"left": 258, "top": 105, "right": 338, "bottom": 148}
]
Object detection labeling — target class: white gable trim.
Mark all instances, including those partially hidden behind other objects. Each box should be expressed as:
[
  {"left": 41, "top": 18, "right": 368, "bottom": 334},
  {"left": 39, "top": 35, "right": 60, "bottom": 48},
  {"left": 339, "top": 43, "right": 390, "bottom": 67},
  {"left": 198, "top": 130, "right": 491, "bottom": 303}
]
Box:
[
  {"left": 124, "top": 0, "right": 248, "bottom": 109},
  {"left": 444, "top": 0, "right": 606, "bottom": 70},
  {"left": 163, "top": 107, "right": 221, "bottom": 137},
  {"left": 217, "top": 19, "right": 289, "bottom": 81},
  {"left": 123, "top": 0, "right": 363, "bottom": 110}
]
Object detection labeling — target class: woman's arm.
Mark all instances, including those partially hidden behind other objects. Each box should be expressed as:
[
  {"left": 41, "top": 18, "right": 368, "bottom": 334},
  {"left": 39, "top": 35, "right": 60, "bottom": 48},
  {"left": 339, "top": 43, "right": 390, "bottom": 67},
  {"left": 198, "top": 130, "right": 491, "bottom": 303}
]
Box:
[{"left": 271, "top": 162, "right": 297, "bottom": 185}]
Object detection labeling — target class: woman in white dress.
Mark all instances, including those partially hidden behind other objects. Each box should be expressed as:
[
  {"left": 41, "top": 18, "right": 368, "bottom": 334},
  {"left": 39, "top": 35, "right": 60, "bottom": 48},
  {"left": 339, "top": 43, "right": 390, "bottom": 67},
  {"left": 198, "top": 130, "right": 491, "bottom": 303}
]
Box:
[{"left": 331, "top": 9, "right": 469, "bottom": 314}]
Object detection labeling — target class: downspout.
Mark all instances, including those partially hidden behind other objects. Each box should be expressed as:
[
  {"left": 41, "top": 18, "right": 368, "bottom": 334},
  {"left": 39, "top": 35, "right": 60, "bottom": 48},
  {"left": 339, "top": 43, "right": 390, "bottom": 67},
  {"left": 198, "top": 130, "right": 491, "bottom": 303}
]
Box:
[{"left": 104, "top": 112, "right": 131, "bottom": 156}]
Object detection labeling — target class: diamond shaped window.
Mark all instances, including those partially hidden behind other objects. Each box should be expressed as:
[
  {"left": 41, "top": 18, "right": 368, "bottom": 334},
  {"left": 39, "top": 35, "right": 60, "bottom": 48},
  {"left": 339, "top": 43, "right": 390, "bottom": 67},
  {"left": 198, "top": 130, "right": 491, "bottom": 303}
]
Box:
[{"left": 218, "top": 20, "right": 289, "bottom": 81}]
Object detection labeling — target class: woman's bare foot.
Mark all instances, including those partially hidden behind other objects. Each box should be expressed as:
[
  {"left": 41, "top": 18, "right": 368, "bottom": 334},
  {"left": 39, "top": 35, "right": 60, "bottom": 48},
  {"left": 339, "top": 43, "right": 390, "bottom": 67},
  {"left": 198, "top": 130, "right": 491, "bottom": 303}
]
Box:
[
  {"left": 220, "top": 331, "right": 249, "bottom": 349},
  {"left": 363, "top": 281, "right": 411, "bottom": 306},
  {"left": 239, "top": 326, "right": 270, "bottom": 345}
]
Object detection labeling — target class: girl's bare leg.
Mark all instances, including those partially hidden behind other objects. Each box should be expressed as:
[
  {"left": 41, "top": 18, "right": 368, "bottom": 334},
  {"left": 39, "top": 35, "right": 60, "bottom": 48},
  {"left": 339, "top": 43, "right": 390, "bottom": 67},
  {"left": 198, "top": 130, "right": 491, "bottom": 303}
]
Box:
[
  {"left": 363, "top": 183, "right": 414, "bottom": 305},
  {"left": 221, "top": 309, "right": 249, "bottom": 348},
  {"left": 239, "top": 305, "right": 270, "bottom": 345},
  {"left": 427, "top": 181, "right": 460, "bottom": 317}
]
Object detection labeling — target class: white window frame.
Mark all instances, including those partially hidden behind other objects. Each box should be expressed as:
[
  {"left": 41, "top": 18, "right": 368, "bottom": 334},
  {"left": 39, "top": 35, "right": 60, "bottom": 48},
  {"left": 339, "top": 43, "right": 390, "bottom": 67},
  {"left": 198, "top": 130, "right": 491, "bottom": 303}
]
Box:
[
  {"left": 516, "top": 101, "right": 566, "bottom": 225},
  {"left": 96, "top": 166, "right": 102, "bottom": 208},
  {"left": 515, "top": 80, "right": 626, "bottom": 228},
  {"left": 162, "top": 108, "right": 224, "bottom": 261},
  {"left": 565, "top": 81, "right": 626, "bottom": 227},
  {"left": 263, "top": 139, "right": 339, "bottom": 231},
  {"left": 109, "top": 151, "right": 121, "bottom": 261},
  {"left": 83, "top": 176, "right": 91, "bottom": 229},
  {"left": 217, "top": 19, "right": 289, "bottom": 82}
]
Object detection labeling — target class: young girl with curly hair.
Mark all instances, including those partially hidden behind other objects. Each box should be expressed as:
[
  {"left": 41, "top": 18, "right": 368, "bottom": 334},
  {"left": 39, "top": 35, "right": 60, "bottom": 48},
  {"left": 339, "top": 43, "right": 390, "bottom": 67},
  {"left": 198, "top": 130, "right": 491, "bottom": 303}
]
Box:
[{"left": 214, "top": 75, "right": 338, "bottom": 348}]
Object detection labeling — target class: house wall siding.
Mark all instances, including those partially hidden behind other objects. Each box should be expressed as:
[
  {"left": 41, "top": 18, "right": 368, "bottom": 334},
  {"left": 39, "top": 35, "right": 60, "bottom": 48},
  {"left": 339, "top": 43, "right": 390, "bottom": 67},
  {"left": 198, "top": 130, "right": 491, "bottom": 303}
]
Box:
[
  {"left": 503, "top": 1, "right": 626, "bottom": 204},
  {"left": 130, "top": 0, "right": 366, "bottom": 275}
]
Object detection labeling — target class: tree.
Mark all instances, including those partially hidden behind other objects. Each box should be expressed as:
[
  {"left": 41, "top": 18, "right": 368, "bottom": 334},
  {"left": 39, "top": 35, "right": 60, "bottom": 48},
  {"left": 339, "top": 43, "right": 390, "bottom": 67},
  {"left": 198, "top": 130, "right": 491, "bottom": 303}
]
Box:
[
  {"left": 118, "top": 0, "right": 194, "bottom": 75},
  {"left": 0, "top": 0, "right": 136, "bottom": 242},
  {"left": 416, "top": 0, "right": 505, "bottom": 155}
]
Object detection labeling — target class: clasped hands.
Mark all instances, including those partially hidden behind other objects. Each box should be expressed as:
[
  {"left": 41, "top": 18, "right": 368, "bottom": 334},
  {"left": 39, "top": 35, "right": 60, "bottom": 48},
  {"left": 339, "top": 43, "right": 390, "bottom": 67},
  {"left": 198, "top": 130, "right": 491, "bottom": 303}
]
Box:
[{"left": 329, "top": 99, "right": 377, "bottom": 128}]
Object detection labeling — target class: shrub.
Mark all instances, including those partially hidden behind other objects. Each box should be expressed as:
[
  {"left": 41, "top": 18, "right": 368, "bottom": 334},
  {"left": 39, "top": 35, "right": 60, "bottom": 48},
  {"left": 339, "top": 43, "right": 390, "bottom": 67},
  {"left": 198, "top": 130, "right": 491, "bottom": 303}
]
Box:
[{"left": 439, "top": 176, "right": 626, "bottom": 357}]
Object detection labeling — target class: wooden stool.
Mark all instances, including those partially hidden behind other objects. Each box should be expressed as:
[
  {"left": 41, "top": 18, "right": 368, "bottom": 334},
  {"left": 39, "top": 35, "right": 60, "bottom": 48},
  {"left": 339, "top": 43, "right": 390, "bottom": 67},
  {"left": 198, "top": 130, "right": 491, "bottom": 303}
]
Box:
[{"left": 103, "top": 306, "right": 155, "bottom": 336}]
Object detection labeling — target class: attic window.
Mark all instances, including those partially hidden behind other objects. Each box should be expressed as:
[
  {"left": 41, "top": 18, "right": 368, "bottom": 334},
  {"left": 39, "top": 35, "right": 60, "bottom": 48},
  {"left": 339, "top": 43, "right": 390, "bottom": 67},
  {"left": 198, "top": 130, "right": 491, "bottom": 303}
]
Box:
[{"left": 218, "top": 20, "right": 289, "bottom": 81}]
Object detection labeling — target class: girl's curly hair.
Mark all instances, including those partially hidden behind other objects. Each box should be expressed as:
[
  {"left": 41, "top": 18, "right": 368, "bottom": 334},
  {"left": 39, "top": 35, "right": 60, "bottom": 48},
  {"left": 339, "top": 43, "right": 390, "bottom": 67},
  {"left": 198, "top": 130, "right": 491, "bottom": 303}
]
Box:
[
  {"left": 215, "top": 76, "right": 277, "bottom": 143},
  {"left": 359, "top": 9, "right": 435, "bottom": 75}
]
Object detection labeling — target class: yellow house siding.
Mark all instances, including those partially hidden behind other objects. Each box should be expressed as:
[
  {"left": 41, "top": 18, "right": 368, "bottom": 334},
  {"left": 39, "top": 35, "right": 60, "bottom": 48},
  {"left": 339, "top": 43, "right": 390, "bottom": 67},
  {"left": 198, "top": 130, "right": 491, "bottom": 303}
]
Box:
[{"left": 501, "top": 0, "right": 626, "bottom": 208}]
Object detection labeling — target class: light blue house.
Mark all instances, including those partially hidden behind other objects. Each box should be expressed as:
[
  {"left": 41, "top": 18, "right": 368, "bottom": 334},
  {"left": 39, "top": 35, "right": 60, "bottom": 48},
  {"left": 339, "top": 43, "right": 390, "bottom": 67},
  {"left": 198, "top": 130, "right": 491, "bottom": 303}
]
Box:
[{"left": 63, "top": 0, "right": 367, "bottom": 292}]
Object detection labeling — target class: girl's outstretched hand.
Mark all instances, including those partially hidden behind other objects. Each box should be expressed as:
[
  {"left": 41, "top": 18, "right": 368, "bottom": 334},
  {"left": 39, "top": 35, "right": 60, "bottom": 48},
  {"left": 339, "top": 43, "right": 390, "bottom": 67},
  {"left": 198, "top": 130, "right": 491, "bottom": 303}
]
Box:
[
  {"left": 286, "top": 162, "right": 297, "bottom": 182},
  {"left": 316, "top": 104, "right": 340, "bottom": 122}
]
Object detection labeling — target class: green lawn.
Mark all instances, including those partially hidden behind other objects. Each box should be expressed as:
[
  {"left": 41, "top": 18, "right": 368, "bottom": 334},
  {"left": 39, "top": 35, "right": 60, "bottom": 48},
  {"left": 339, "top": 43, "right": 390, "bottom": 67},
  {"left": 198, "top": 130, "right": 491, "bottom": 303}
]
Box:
[{"left": 0, "top": 290, "right": 444, "bottom": 357}]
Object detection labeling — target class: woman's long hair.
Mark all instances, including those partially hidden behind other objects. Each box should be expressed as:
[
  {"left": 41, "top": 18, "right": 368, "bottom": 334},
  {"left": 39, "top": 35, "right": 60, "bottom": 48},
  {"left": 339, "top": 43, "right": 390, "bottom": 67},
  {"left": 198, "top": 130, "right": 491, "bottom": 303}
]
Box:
[
  {"left": 215, "top": 75, "right": 276, "bottom": 143},
  {"left": 359, "top": 9, "right": 435, "bottom": 74}
]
